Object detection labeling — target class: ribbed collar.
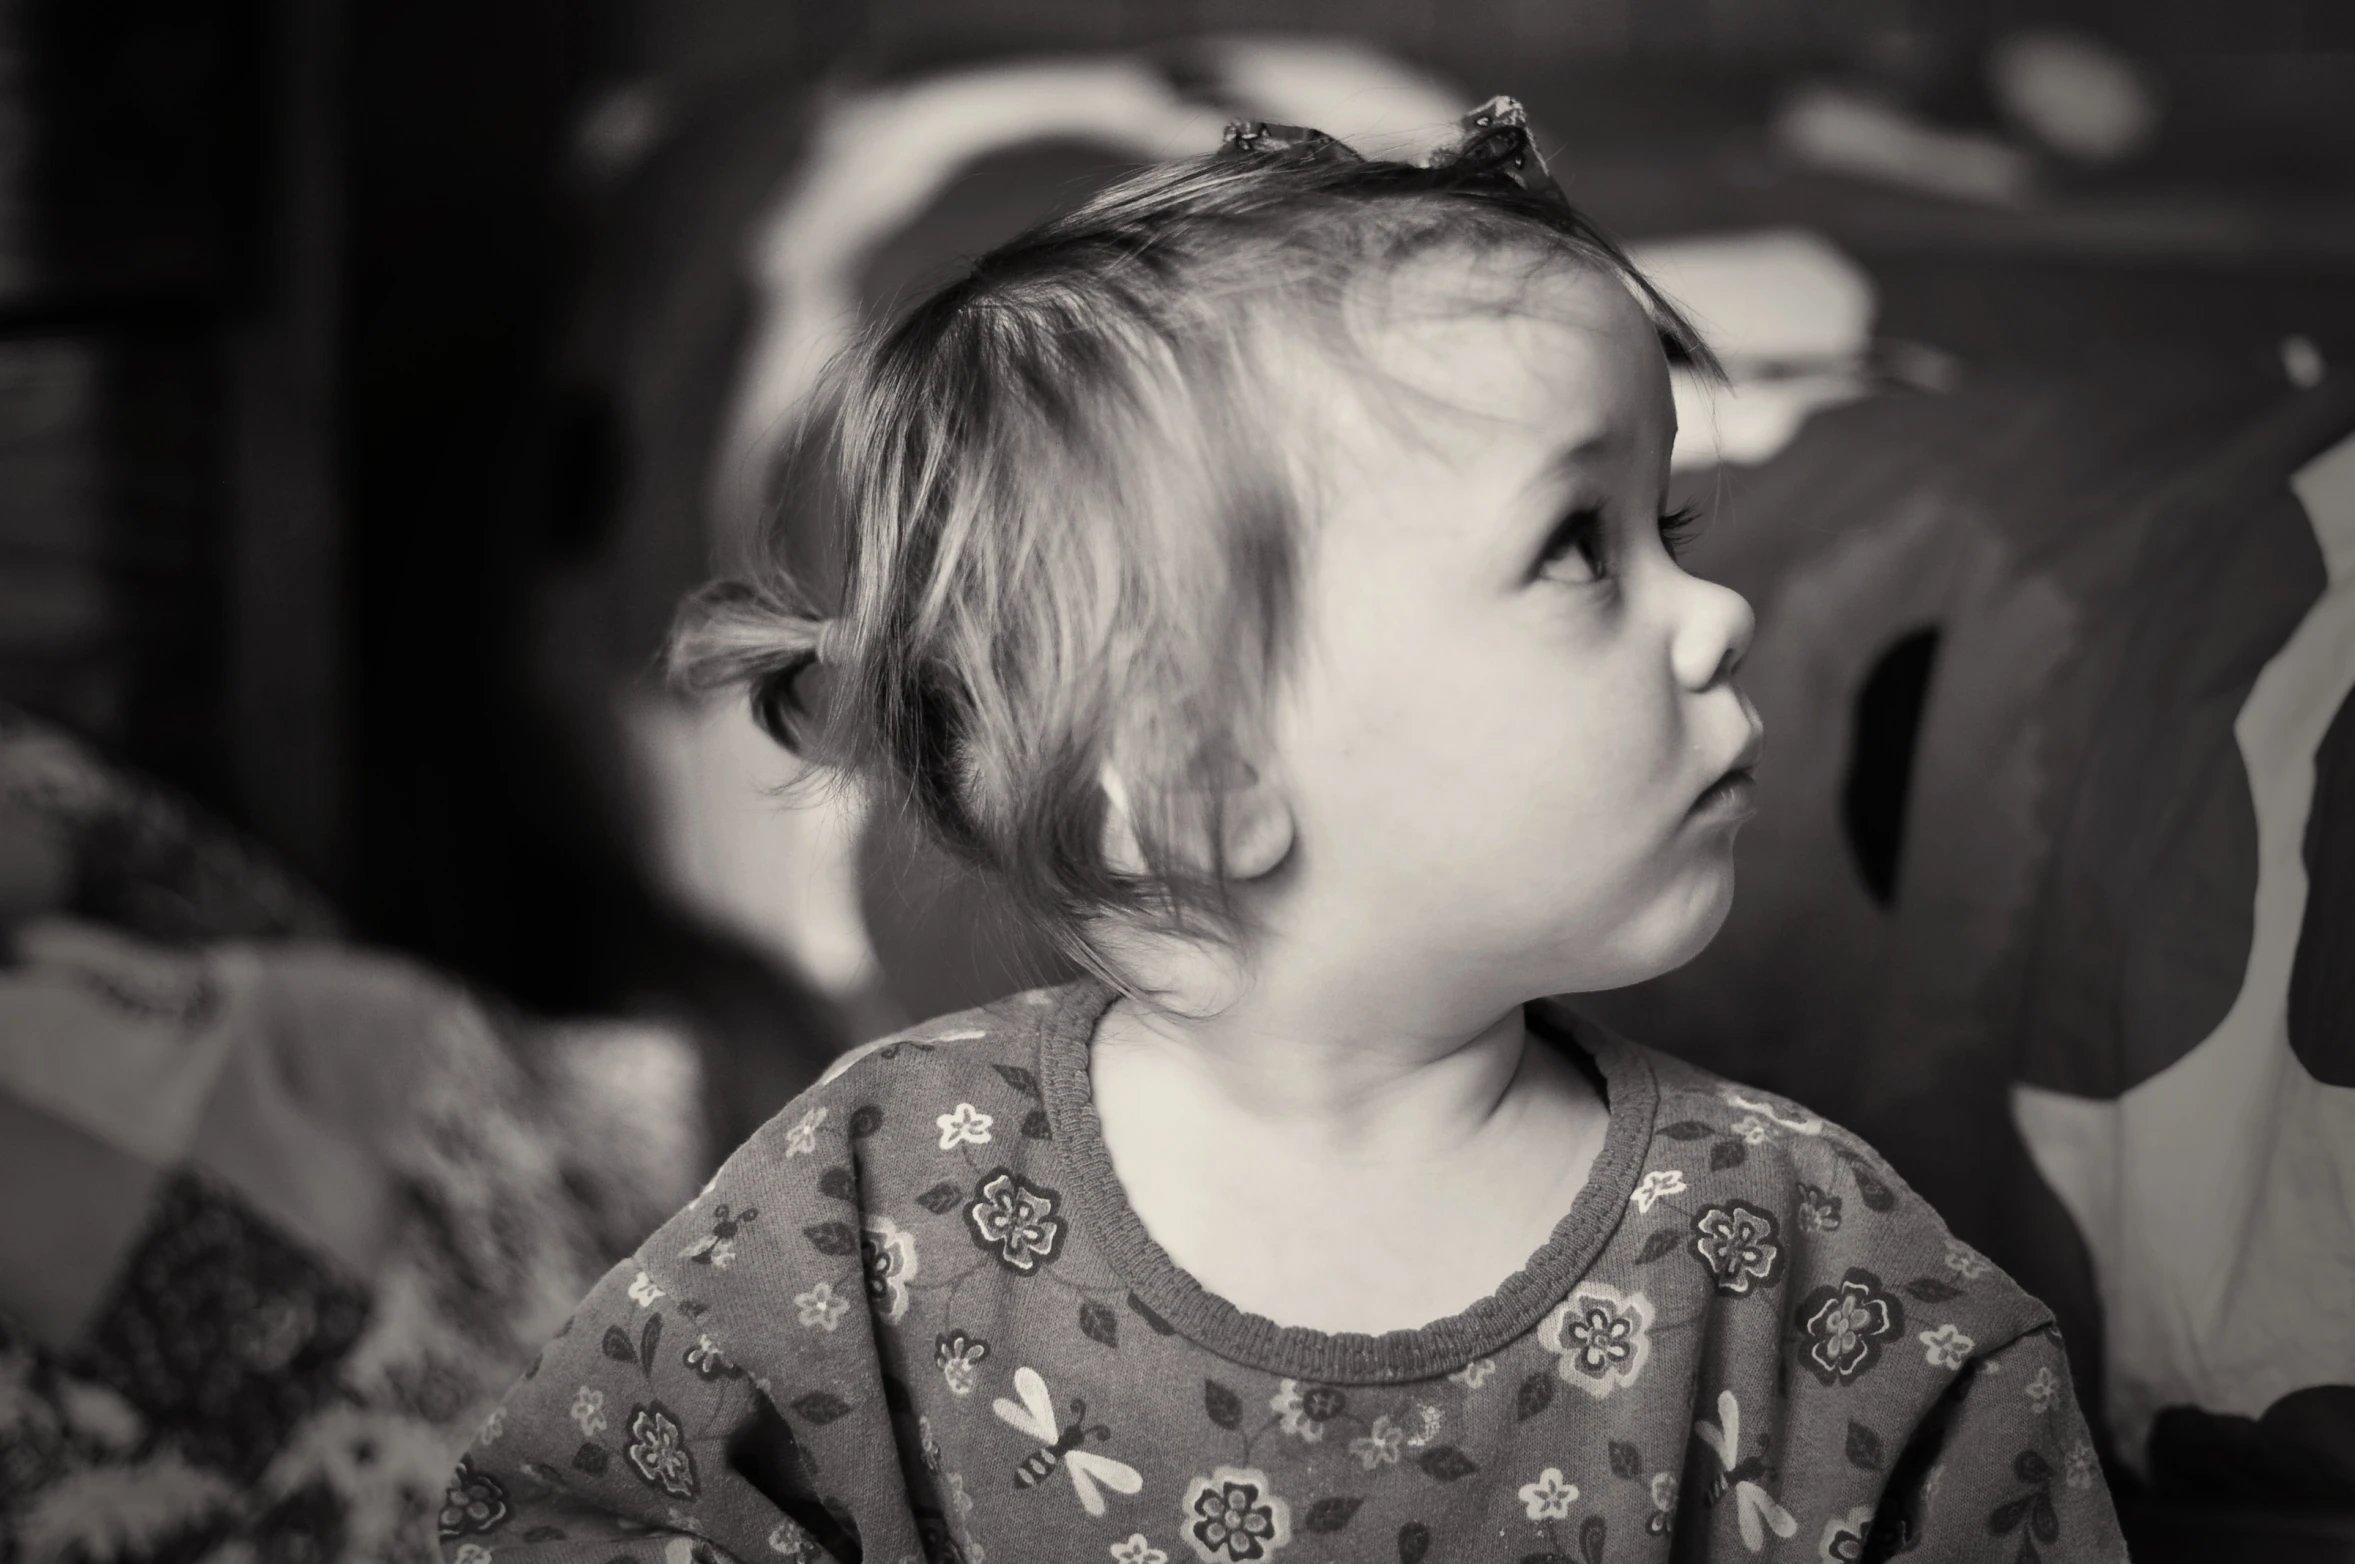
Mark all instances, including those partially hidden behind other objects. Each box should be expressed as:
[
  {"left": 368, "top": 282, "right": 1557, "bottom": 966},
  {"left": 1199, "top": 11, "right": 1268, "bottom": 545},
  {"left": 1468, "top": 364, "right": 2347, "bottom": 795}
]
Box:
[{"left": 1036, "top": 977, "right": 1659, "bottom": 1384}]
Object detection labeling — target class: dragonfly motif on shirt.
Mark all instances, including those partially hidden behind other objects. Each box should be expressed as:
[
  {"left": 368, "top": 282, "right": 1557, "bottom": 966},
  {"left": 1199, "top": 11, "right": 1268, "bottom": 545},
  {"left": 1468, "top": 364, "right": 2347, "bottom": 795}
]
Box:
[
  {"left": 1695, "top": 1387, "right": 1798, "bottom": 1553},
  {"left": 991, "top": 1366, "right": 1142, "bottom": 1517}
]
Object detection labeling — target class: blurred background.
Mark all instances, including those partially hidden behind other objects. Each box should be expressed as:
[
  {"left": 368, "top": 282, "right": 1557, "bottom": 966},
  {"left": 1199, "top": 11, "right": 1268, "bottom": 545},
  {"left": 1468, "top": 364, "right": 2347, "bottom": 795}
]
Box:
[{"left": 2, "top": 2, "right": 2352, "bottom": 1561}]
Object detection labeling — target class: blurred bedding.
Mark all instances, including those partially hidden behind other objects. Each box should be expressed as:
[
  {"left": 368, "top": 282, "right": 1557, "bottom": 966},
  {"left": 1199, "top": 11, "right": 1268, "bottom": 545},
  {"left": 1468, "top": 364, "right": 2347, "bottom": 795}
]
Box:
[{"left": 0, "top": 708, "right": 708, "bottom": 1564}]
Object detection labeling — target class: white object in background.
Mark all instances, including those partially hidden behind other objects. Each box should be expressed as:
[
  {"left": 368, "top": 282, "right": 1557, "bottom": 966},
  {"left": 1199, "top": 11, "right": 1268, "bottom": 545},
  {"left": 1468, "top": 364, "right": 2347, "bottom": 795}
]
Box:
[
  {"left": 2011, "top": 427, "right": 2355, "bottom": 1469},
  {"left": 1773, "top": 84, "right": 2035, "bottom": 207},
  {"left": 1988, "top": 28, "right": 2162, "bottom": 167},
  {"left": 1627, "top": 230, "right": 1880, "bottom": 472},
  {"left": 624, "top": 692, "right": 880, "bottom": 999}
]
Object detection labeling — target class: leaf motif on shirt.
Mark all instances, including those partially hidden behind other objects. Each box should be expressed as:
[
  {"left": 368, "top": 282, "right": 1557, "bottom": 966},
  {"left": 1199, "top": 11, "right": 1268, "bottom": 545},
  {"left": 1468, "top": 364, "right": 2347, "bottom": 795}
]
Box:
[
  {"left": 916, "top": 1182, "right": 962, "bottom": 1214},
  {"left": 1303, "top": 1497, "right": 1362, "bottom": 1533},
  {"left": 848, "top": 1105, "right": 884, "bottom": 1138},
  {"left": 679, "top": 1300, "right": 708, "bottom": 1320},
  {"left": 571, "top": 1442, "right": 608, "bottom": 1475},
  {"left": 1020, "top": 1108, "right": 1052, "bottom": 1141},
  {"left": 1846, "top": 1420, "right": 1884, "bottom": 1471},
  {"left": 791, "top": 1391, "right": 853, "bottom": 1425},
  {"left": 993, "top": 1064, "right": 1040, "bottom": 1098},
  {"left": 602, "top": 1326, "right": 637, "bottom": 1364},
  {"left": 818, "top": 1167, "right": 857, "bottom": 1201},
  {"left": 1608, "top": 1440, "right": 1643, "bottom": 1479},
  {"left": 804, "top": 1221, "right": 859, "bottom": 1256},
  {"left": 1710, "top": 1138, "right": 1748, "bottom": 1171},
  {"left": 1128, "top": 1292, "right": 1176, "bottom": 1335},
  {"left": 1515, "top": 1371, "right": 1554, "bottom": 1421},
  {"left": 639, "top": 1314, "right": 663, "bottom": 1374},
  {"left": 522, "top": 1527, "right": 565, "bottom": 1543},
  {"left": 1398, "top": 1521, "right": 1432, "bottom": 1564},
  {"left": 1846, "top": 1158, "right": 1898, "bottom": 1212},
  {"left": 1660, "top": 1120, "right": 1716, "bottom": 1141},
  {"left": 1204, "top": 1378, "right": 1243, "bottom": 1429},
  {"left": 1636, "top": 1228, "right": 1684, "bottom": 1264},
  {"left": 1078, "top": 1300, "right": 1120, "bottom": 1349},
  {"left": 1579, "top": 1515, "right": 1607, "bottom": 1564},
  {"left": 1417, "top": 1446, "right": 1478, "bottom": 1481},
  {"left": 1903, "top": 1278, "right": 1963, "bottom": 1303}
]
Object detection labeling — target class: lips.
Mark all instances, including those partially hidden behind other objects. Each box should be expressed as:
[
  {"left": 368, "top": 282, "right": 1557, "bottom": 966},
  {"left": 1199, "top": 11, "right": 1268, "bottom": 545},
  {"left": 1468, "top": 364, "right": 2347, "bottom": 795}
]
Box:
[{"left": 1692, "top": 725, "right": 1765, "bottom": 816}]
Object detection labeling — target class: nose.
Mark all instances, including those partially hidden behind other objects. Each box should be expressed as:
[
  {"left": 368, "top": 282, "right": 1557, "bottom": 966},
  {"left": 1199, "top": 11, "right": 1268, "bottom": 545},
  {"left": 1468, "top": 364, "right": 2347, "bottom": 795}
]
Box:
[{"left": 1673, "top": 573, "right": 1755, "bottom": 693}]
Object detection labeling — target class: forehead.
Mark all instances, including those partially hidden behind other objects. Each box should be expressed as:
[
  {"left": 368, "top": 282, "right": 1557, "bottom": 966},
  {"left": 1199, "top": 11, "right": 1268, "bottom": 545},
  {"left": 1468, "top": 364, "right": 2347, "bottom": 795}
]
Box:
[{"left": 1342, "top": 252, "right": 1673, "bottom": 447}]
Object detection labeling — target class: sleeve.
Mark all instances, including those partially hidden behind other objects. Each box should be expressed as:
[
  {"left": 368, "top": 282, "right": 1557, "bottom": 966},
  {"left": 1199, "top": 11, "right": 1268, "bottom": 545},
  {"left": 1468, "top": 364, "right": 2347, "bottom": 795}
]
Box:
[
  {"left": 1866, "top": 1326, "right": 2128, "bottom": 1562},
  {"left": 435, "top": 1257, "right": 859, "bottom": 1564}
]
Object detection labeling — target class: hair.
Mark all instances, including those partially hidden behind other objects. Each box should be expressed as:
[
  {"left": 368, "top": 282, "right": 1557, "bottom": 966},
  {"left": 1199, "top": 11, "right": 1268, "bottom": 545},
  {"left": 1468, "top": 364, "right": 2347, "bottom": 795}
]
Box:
[{"left": 670, "top": 130, "right": 1712, "bottom": 982}]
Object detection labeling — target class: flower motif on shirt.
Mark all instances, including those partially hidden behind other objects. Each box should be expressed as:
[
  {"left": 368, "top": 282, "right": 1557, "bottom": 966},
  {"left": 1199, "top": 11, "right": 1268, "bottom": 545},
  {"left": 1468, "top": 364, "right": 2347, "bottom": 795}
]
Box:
[
  {"left": 570, "top": 1385, "right": 608, "bottom": 1437},
  {"left": 1407, "top": 1403, "right": 1443, "bottom": 1447},
  {"left": 438, "top": 1457, "right": 508, "bottom": 1537},
  {"left": 937, "top": 1103, "right": 994, "bottom": 1150},
  {"left": 1730, "top": 1114, "right": 1771, "bottom": 1146},
  {"left": 1647, "top": 1472, "right": 1678, "bottom": 1536},
  {"left": 1630, "top": 1168, "right": 1686, "bottom": 1213},
  {"left": 766, "top": 1523, "right": 820, "bottom": 1563},
  {"left": 1942, "top": 1237, "right": 1991, "bottom": 1281},
  {"left": 1448, "top": 1357, "right": 1495, "bottom": 1390},
  {"left": 1518, "top": 1467, "right": 1579, "bottom": 1521},
  {"left": 624, "top": 1402, "right": 698, "bottom": 1500},
  {"left": 1111, "top": 1537, "right": 1168, "bottom": 1564},
  {"left": 936, "top": 1330, "right": 989, "bottom": 1395},
  {"left": 2064, "top": 1441, "right": 2097, "bottom": 1490},
  {"left": 965, "top": 1169, "right": 1065, "bottom": 1274},
  {"left": 1537, "top": 1280, "right": 1654, "bottom": 1398},
  {"left": 683, "top": 1334, "right": 739, "bottom": 1380},
  {"left": 783, "top": 1106, "right": 827, "bottom": 1158},
  {"left": 859, "top": 1214, "right": 920, "bottom": 1323},
  {"left": 1797, "top": 1183, "right": 1843, "bottom": 1233},
  {"left": 1919, "top": 1323, "right": 1974, "bottom": 1370},
  {"left": 2024, "top": 1365, "right": 2059, "bottom": 1414},
  {"left": 1348, "top": 1415, "right": 1404, "bottom": 1470},
  {"left": 918, "top": 1414, "right": 943, "bottom": 1474},
  {"left": 476, "top": 1406, "right": 505, "bottom": 1447},
  {"left": 1690, "top": 1202, "right": 1786, "bottom": 1298},
  {"left": 1721, "top": 1088, "right": 1824, "bottom": 1135},
  {"left": 1181, "top": 1466, "right": 1291, "bottom": 1562},
  {"left": 679, "top": 1203, "right": 758, "bottom": 1269},
  {"left": 1794, "top": 1268, "right": 1904, "bottom": 1387},
  {"left": 628, "top": 1271, "right": 665, "bottom": 1308},
  {"left": 1269, "top": 1381, "right": 1344, "bottom": 1443},
  {"left": 452, "top": 1545, "right": 491, "bottom": 1564},
  {"left": 1818, "top": 1505, "right": 1874, "bottom": 1563},
  {"left": 794, "top": 1281, "right": 851, "bottom": 1332}
]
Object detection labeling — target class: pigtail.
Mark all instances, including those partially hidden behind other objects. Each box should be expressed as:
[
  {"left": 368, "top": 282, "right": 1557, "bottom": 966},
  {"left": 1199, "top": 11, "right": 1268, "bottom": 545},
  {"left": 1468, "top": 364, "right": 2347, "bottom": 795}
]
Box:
[{"left": 666, "top": 576, "right": 834, "bottom": 752}]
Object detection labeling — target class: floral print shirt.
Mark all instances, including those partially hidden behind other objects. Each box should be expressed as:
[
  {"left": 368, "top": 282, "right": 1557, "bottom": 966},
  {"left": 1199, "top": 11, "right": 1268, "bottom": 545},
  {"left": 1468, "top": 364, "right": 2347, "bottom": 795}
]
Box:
[{"left": 441, "top": 981, "right": 2125, "bottom": 1564}]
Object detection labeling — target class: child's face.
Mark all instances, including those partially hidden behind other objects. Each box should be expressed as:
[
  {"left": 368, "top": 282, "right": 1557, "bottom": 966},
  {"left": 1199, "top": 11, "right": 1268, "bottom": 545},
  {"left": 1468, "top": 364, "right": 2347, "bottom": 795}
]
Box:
[{"left": 1263, "top": 255, "right": 1761, "bottom": 1004}]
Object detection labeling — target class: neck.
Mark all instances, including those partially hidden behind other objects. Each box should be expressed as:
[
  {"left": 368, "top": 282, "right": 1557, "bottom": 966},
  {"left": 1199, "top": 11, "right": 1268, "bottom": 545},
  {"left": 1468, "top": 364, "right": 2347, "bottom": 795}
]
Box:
[{"left": 1093, "top": 943, "right": 1544, "bottom": 1160}]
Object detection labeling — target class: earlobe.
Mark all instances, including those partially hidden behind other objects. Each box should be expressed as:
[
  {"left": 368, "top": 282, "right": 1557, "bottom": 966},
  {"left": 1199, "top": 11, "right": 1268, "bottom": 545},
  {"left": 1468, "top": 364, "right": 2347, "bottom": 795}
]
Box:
[{"left": 1220, "top": 774, "right": 1295, "bottom": 880}]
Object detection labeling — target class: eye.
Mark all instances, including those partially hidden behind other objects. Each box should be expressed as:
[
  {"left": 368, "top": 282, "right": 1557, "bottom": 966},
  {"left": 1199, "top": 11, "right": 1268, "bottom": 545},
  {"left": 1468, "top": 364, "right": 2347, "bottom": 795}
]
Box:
[
  {"left": 1537, "top": 506, "right": 1609, "bottom": 583},
  {"left": 1659, "top": 503, "right": 1705, "bottom": 562}
]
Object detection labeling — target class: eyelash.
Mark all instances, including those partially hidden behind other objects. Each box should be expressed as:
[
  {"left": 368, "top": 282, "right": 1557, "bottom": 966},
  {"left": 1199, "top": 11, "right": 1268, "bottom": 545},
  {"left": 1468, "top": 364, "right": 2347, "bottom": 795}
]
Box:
[{"left": 1541, "top": 504, "right": 1706, "bottom": 578}]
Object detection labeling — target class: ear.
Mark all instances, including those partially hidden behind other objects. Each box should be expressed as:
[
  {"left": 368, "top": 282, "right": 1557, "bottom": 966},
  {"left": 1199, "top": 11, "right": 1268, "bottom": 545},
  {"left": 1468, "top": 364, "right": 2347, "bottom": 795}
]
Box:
[
  {"left": 1216, "top": 762, "right": 1294, "bottom": 881},
  {"left": 1097, "top": 763, "right": 1295, "bottom": 882}
]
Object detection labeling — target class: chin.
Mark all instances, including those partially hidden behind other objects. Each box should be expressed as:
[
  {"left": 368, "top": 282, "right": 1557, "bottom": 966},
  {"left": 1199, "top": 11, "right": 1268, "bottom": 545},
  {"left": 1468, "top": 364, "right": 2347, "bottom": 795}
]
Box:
[{"left": 1555, "top": 861, "right": 1738, "bottom": 993}]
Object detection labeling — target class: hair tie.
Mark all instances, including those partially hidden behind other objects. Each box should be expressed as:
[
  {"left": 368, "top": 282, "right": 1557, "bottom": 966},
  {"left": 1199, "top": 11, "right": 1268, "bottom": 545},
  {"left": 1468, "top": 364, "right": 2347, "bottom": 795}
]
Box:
[
  {"left": 813, "top": 616, "right": 853, "bottom": 669},
  {"left": 1219, "top": 94, "right": 1568, "bottom": 207}
]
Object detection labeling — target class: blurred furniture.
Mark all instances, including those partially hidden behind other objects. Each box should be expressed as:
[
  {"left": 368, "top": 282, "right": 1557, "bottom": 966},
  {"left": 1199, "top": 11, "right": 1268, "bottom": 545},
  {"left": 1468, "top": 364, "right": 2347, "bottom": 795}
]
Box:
[{"left": 0, "top": 703, "right": 707, "bottom": 1564}]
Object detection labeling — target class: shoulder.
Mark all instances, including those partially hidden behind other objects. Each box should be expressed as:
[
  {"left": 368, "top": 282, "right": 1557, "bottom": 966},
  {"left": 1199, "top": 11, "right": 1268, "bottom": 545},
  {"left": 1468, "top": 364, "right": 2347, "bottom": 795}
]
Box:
[{"left": 1595, "top": 1028, "right": 2053, "bottom": 1350}]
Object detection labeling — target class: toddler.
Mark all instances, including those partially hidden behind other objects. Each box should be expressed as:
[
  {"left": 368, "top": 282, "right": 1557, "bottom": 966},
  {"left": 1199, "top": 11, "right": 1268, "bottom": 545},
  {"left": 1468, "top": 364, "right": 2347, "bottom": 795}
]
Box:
[{"left": 443, "top": 100, "right": 2123, "bottom": 1563}]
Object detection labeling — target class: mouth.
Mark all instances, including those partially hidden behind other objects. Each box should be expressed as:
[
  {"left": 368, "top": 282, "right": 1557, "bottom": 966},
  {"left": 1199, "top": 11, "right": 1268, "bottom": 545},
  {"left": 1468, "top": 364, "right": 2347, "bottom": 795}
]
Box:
[
  {"left": 1691, "top": 727, "right": 1765, "bottom": 820},
  {"left": 1690, "top": 764, "right": 1757, "bottom": 819}
]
